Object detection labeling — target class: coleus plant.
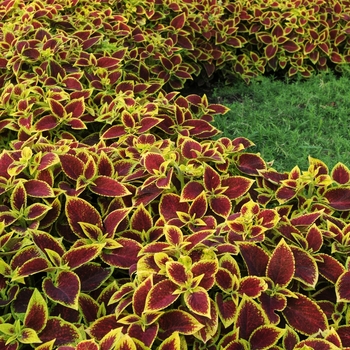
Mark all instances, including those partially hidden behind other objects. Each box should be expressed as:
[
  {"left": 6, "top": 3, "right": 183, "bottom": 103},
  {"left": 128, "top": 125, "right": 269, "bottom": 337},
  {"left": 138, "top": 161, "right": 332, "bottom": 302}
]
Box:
[{"left": 2, "top": 0, "right": 350, "bottom": 349}]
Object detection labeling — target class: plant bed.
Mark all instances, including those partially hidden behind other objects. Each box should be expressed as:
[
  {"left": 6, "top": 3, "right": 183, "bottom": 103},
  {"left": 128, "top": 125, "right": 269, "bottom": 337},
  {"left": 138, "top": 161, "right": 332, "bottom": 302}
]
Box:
[{"left": 1, "top": 0, "right": 350, "bottom": 349}]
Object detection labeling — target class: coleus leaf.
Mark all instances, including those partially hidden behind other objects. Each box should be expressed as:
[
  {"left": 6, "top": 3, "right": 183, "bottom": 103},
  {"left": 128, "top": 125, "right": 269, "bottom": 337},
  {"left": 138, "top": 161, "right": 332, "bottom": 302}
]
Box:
[
  {"left": 101, "top": 238, "right": 141, "bottom": 269},
  {"left": 12, "top": 257, "right": 51, "bottom": 280},
  {"left": 128, "top": 323, "right": 158, "bottom": 348},
  {"left": 235, "top": 296, "right": 267, "bottom": 340},
  {"left": 75, "top": 339, "right": 99, "bottom": 350},
  {"left": 87, "top": 315, "right": 121, "bottom": 341},
  {"left": 104, "top": 207, "right": 131, "bottom": 238},
  {"left": 145, "top": 279, "right": 179, "bottom": 312},
  {"left": 19, "top": 327, "right": 41, "bottom": 344},
  {"left": 24, "top": 179, "right": 55, "bottom": 197},
  {"left": 294, "top": 339, "right": 339, "bottom": 349},
  {"left": 331, "top": 162, "right": 350, "bottom": 184},
  {"left": 23, "top": 288, "right": 48, "bottom": 333},
  {"left": 99, "top": 327, "right": 123, "bottom": 350},
  {"left": 75, "top": 263, "right": 112, "bottom": 292},
  {"left": 335, "top": 270, "right": 350, "bottom": 302},
  {"left": 90, "top": 176, "right": 131, "bottom": 197},
  {"left": 216, "top": 292, "right": 236, "bottom": 328},
  {"left": 158, "top": 332, "right": 181, "bottom": 350},
  {"left": 62, "top": 244, "right": 104, "bottom": 270},
  {"left": 79, "top": 293, "right": 100, "bottom": 324},
  {"left": 190, "top": 298, "right": 218, "bottom": 343},
  {"left": 191, "top": 259, "right": 218, "bottom": 290},
  {"left": 249, "top": 325, "right": 284, "bottom": 350},
  {"left": 290, "top": 246, "right": 318, "bottom": 288},
  {"left": 32, "top": 230, "right": 66, "bottom": 256},
  {"left": 130, "top": 203, "right": 153, "bottom": 232},
  {"left": 221, "top": 176, "right": 254, "bottom": 200},
  {"left": 39, "top": 317, "right": 81, "bottom": 347},
  {"left": 65, "top": 196, "right": 103, "bottom": 238},
  {"left": 43, "top": 270, "right": 80, "bottom": 310},
  {"left": 259, "top": 292, "right": 287, "bottom": 325},
  {"left": 282, "top": 292, "right": 328, "bottom": 335},
  {"left": 317, "top": 253, "right": 345, "bottom": 283},
  {"left": 239, "top": 243, "right": 269, "bottom": 277},
  {"left": 158, "top": 309, "right": 204, "bottom": 339},
  {"left": 238, "top": 276, "right": 267, "bottom": 298},
  {"left": 60, "top": 154, "right": 85, "bottom": 181},
  {"left": 266, "top": 238, "right": 295, "bottom": 287},
  {"left": 114, "top": 334, "right": 137, "bottom": 350},
  {"left": 324, "top": 187, "right": 350, "bottom": 210},
  {"left": 184, "top": 287, "right": 211, "bottom": 317},
  {"left": 166, "top": 261, "right": 189, "bottom": 287},
  {"left": 25, "top": 203, "right": 51, "bottom": 220}
]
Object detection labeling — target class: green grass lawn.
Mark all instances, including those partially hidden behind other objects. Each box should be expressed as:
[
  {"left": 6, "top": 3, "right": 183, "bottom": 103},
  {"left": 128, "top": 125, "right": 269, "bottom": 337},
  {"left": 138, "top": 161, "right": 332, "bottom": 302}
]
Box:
[{"left": 212, "top": 70, "right": 350, "bottom": 172}]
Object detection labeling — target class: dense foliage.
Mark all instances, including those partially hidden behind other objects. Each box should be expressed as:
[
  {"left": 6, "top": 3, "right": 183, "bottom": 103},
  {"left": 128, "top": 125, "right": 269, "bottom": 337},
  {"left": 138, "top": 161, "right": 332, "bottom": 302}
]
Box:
[{"left": 2, "top": 0, "right": 350, "bottom": 349}]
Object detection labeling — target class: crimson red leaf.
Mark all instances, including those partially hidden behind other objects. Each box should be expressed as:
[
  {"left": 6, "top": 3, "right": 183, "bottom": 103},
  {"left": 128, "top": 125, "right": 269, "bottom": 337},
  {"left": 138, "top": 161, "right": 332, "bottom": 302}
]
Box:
[
  {"left": 337, "top": 325, "right": 350, "bottom": 346},
  {"left": 133, "top": 276, "right": 153, "bottom": 317},
  {"left": 32, "top": 230, "right": 65, "bottom": 256},
  {"left": 34, "top": 115, "right": 58, "bottom": 131},
  {"left": 266, "top": 239, "right": 295, "bottom": 287},
  {"left": 104, "top": 208, "right": 131, "bottom": 238},
  {"left": 166, "top": 261, "right": 188, "bottom": 286},
  {"left": 189, "top": 191, "right": 207, "bottom": 218},
  {"left": 158, "top": 310, "right": 203, "bottom": 338},
  {"left": 90, "top": 175, "right": 131, "bottom": 197},
  {"left": 60, "top": 154, "right": 85, "bottom": 181},
  {"left": 295, "top": 339, "right": 339, "bottom": 349},
  {"left": 237, "top": 153, "right": 266, "bottom": 175},
  {"left": 66, "top": 197, "right": 103, "bottom": 237},
  {"left": 24, "top": 179, "right": 54, "bottom": 197},
  {"left": 331, "top": 163, "right": 350, "bottom": 184},
  {"left": 100, "top": 237, "right": 141, "bottom": 269},
  {"left": 181, "top": 139, "right": 202, "bottom": 159},
  {"left": 239, "top": 243, "right": 269, "bottom": 277},
  {"left": 76, "top": 340, "right": 99, "bottom": 350},
  {"left": 222, "top": 176, "right": 254, "bottom": 199},
  {"left": 216, "top": 292, "right": 236, "bottom": 327},
  {"left": 184, "top": 288, "right": 210, "bottom": 317},
  {"left": 181, "top": 181, "right": 204, "bottom": 201},
  {"left": 249, "top": 325, "right": 284, "bottom": 349},
  {"left": 131, "top": 204, "right": 153, "bottom": 233},
  {"left": 204, "top": 165, "right": 221, "bottom": 192},
  {"left": 283, "top": 293, "right": 328, "bottom": 335},
  {"left": 290, "top": 246, "right": 318, "bottom": 288},
  {"left": 39, "top": 317, "right": 80, "bottom": 346},
  {"left": 79, "top": 294, "right": 99, "bottom": 324},
  {"left": 336, "top": 270, "right": 350, "bottom": 302},
  {"left": 235, "top": 296, "right": 266, "bottom": 340},
  {"left": 97, "top": 57, "right": 120, "bottom": 68},
  {"left": 239, "top": 276, "right": 267, "bottom": 298},
  {"left": 317, "top": 253, "right": 345, "bottom": 283},
  {"left": 49, "top": 99, "right": 65, "bottom": 118},
  {"left": 14, "top": 257, "right": 50, "bottom": 279},
  {"left": 210, "top": 195, "right": 232, "bottom": 217},
  {"left": 128, "top": 323, "right": 158, "bottom": 348},
  {"left": 145, "top": 279, "right": 179, "bottom": 312},
  {"left": 259, "top": 292, "right": 286, "bottom": 324},
  {"left": 88, "top": 315, "right": 120, "bottom": 341},
  {"left": 65, "top": 98, "right": 84, "bottom": 118},
  {"left": 26, "top": 203, "right": 51, "bottom": 220},
  {"left": 75, "top": 263, "right": 112, "bottom": 292},
  {"left": 62, "top": 244, "right": 103, "bottom": 269},
  {"left": 43, "top": 271, "right": 80, "bottom": 309},
  {"left": 170, "top": 12, "right": 186, "bottom": 30},
  {"left": 324, "top": 187, "right": 350, "bottom": 210},
  {"left": 191, "top": 260, "right": 218, "bottom": 290},
  {"left": 23, "top": 289, "right": 48, "bottom": 333}
]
